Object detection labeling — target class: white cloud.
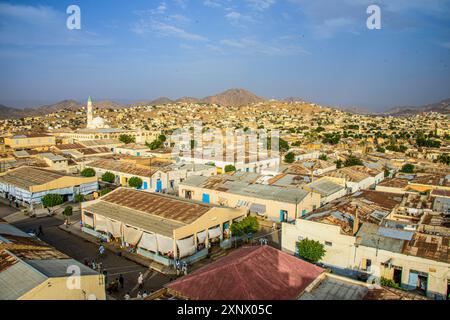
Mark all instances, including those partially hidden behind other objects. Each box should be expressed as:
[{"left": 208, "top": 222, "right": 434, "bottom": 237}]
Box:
[
  {"left": 246, "top": 0, "right": 276, "bottom": 11},
  {"left": 225, "top": 11, "right": 256, "bottom": 26},
  {"left": 132, "top": 20, "right": 208, "bottom": 42},
  {"left": 203, "top": 0, "right": 222, "bottom": 8},
  {"left": 220, "top": 37, "right": 308, "bottom": 55}
]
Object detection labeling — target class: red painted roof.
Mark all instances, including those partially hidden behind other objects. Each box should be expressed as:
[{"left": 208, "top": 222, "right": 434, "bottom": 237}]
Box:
[{"left": 166, "top": 245, "right": 324, "bottom": 300}]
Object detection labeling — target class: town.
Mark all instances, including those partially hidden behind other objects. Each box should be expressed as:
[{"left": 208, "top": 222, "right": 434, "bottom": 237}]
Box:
[{"left": 0, "top": 94, "right": 448, "bottom": 301}]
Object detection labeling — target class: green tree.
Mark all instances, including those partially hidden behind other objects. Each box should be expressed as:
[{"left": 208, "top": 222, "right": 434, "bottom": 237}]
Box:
[
  {"left": 344, "top": 155, "right": 363, "bottom": 167},
  {"left": 335, "top": 159, "right": 343, "bottom": 169},
  {"left": 318, "top": 154, "right": 328, "bottom": 161},
  {"left": 102, "top": 171, "right": 116, "bottom": 183},
  {"left": 100, "top": 188, "right": 111, "bottom": 196},
  {"left": 297, "top": 238, "right": 326, "bottom": 263},
  {"left": 284, "top": 152, "right": 295, "bottom": 163},
  {"left": 80, "top": 168, "right": 96, "bottom": 177},
  {"left": 42, "top": 194, "right": 64, "bottom": 208},
  {"left": 279, "top": 138, "right": 290, "bottom": 153},
  {"left": 400, "top": 163, "right": 415, "bottom": 173},
  {"left": 376, "top": 146, "right": 385, "bottom": 153},
  {"left": 224, "top": 165, "right": 236, "bottom": 173},
  {"left": 63, "top": 206, "right": 73, "bottom": 225},
  {"left": 128, "top": 177, "right": 143, "bottom": 189},
  {"left": 230, "top": 216, "right": 260, "bottom": 237},
  {"left": 119, "top": 134, "right": 135, "bottom": 144},
  {"left": 74, "top": 194, "right": 84, "bottom": 203},
  {"left": 437, "top": 153, "right": 450, "bottom": 166}
]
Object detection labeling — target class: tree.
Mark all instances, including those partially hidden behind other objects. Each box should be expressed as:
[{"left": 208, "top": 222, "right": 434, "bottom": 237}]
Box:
[
  {"left": 344, "top": 155, "right": 363, "bottom": 167},
  {"left": 102, "top": 171, "right": 116, "bottom": 183},
  {"left": 335, "top": 159, "right": 343, "bottom": 169},
  {"left": 42, "top": 194, "right": 64, "bottom": 208},
  {"left": 297, "top": 238, "right": 326, "bottom": 263},
  {"left": 279, "top": 138, "right": 289, "bottom": 153},
  {"left": 63, "top": 206, "right": 73, "bottom": 225},
  {"left": 376, "top": 146, "right": 385, "bottom": 153},
  {"left": 322, "top": 133, "right": 341, "bottom": 145},
  {"left": 74, "top": 194, "right": 84, "bottom": 203},
  {"left": 284, "top": 152, "right": 295, "bottom": 163},
  {"left": 224, "top": 165, "right": 236, "bottom": 173},
  {"left": 318, "top": 154, "right": 328, "bottom": 161},
  {"left": 119, "top": 134, "right": 135, "bottom": 144},
  {"left": 128, "top": 177, "right": 143, "bottom": 189},
  {"left": 100, "top": 188, "right": 111, "bottom": 196},
  {"left": 81, "top": 168, "right": 96, "bottom": 177},
  {"left": 437, "top": 153, "right": 450, "bottom": 166},
  {"left": 230, "top": 216, "right": 259, "bottom": 237},
  {"left": 146, "top": 138, "right": 164, "bottom": 150},
  {"left": 400, "top": 163, "right": 415, "bottom": 173}
]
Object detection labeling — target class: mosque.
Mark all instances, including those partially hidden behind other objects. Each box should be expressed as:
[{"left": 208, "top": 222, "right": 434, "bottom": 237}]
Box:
[{"left": 54, "top": 97, "right": 157, "bottom": 143}]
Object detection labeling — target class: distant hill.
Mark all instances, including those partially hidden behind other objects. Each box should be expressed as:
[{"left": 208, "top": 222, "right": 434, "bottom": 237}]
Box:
[
  {"left": 202, "top": 88, "right": 265, "bottom": 106},
  {"left": 383, "top": 98, "right": 450, "bottom": 116}
]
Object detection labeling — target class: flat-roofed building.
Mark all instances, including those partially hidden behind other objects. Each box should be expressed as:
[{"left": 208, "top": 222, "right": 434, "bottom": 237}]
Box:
[
  {"left": 179, "top": 172, "right": 320, "bottom": 222},
  {"left": 0, "top": 166, "right": 98, "bottom": 207},
  {"left": 81, "top": 188, "right": 246, "bottom": 265},
  {"left": 4, "top": 134, "right": 56, "bottom": 150},
  {"left": 303, "top": 177, "right": 347, "bottom": 206}
]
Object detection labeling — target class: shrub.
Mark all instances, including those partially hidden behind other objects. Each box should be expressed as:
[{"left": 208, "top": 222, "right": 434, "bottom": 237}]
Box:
[
  {"left": 74, "top": 194, "right": 84, "bottom": 203},
  {"left": 42, "top": 194, "right": 64, "bottom": 208},
  {"left": 284, "top": 152, "right": 295, "bottom": 163},
  {"left": 231, "top": 216, "right": 259, "bottom": 237},
  {"left": 400, "top": 163, "right": 414, "bottom": 173},
  {"left": 297, "top": 238, "right": 326, "bottom": 263},
  {"left": 344, "top": 155, "right": 363, "bottom": 167},
  {"left": 128, "top": 177, "right": 143, "bottom": 189},
  {"left": 100, "top": 188, "right": 111, "bottom": 196},
  {"left": 119, "top": 134, "right": 135, "bottom": 144},
  {"left": 102, "top": 171, "right": 116, "bottom": 183},
  {"left": 80, "top": 168, "right": 96, "bottom": 177},
  {"left": 224, "top": 165, "right": 236, "bottom": 173}
]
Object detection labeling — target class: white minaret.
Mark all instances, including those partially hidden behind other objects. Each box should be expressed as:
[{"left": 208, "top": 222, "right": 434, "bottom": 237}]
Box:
[{"left": 87, "top": 96, "right": 94, "bottom": 129}]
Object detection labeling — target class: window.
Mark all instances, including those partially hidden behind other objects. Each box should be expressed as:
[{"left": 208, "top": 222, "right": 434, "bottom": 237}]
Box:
[{"left": 325, "top": 241, "right": 332, "bottom": 247}]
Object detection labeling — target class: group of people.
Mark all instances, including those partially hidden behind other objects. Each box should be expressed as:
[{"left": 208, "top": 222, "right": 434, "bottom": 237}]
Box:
[
  {"left": 175, "top": 260, "right": 188, "bottom": 276},
  {"left": 106, "top": 274, "right": 124, "bottom": 294},
  {"left": 124, "top": 290, "right": 149, "bottom": 300}
]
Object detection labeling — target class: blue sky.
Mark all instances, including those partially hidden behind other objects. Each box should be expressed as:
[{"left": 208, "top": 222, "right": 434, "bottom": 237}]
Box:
[{"left": 0, "top": 0, "right": 449, "bottom": 111}]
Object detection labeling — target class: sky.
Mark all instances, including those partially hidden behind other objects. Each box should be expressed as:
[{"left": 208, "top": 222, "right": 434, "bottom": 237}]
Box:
[{"left": 0, "top": 0, "right": 449, "bottom": 111}]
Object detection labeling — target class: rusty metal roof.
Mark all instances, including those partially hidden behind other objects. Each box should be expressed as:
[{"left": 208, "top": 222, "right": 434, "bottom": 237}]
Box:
[{"left": 100, "top": 188, "right": 211, "bottom": 224}]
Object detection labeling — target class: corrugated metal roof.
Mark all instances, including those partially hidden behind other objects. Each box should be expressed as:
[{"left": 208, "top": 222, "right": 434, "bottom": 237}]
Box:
[
  {"left": 377, "top": 227, "right": 413, "bottom": 241},
  {"left": 0, "top": 251, "right": 47, "bottom": 300},
  {"left": 25, "top": 259, "right": 98, "bottom": 277},
  {"left": 0, "top": 224, "right": 32, "bottom": 238}
]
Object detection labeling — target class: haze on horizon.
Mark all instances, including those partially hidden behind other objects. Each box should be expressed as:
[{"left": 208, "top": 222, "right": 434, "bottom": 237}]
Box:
[{"left": 0, "top": 0, "right": 449, "bottom": 111}]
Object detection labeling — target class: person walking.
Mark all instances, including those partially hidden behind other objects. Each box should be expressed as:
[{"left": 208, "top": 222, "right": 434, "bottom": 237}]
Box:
[
  {"left": 37, "top": 225, "right": 44, "bottom": 236},
  {"left": 119, "top": 274, "right": 124, "bottom": 289},
  {"left": 137, "top": 272, "right": 144, "bottom": 290},
  {"left": 99, "top": 245, "right": 105, "bottom": 256},
  {"left": 136, "top": 291, "right": 142, "bottom": 299},
  {"left": 124, "top": 292, "right": 130, "bottom": 300},
  {"left": 142, "top": 290, "right": 148, "bottom": 299}
]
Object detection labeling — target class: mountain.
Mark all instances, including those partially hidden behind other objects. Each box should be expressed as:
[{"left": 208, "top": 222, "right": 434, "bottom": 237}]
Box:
[
  {"left": 202, "top": 88, "right": 265, "bottom": 106},
  {"left": 384, "top": 98, "right": 450, "bottom": 116}
]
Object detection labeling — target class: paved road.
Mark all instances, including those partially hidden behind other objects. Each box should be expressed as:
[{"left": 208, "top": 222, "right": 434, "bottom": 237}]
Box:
[
  {"left": 0, "top": 201, "right": 20, "bottom": 219},
  {"left": 3, "top": 203, "right": 171, "bottom": 300}
]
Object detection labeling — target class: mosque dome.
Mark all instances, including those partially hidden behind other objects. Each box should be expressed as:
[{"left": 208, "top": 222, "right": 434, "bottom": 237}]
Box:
[{"left": 92, "top": 116, "right": 106, "bottom": 128}]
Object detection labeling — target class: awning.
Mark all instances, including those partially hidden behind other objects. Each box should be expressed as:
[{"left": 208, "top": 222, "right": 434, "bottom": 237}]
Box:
[
  {"left": 94, "top": 214, "right": 108, "bottom": 233},
  {"left": 249, "top": 203, "right": 266, "bottom": 215},
  {"left": 176, "top": 236, "right": 196, "bottom": 258},
  {"left": 106, "top": 219, "right": 122, "bottom": 237},
  {"left": 208, "top": 226, "right": 222, "bottom": 239},
  {"left": 123, "top": 225, "right": 143, "bottom": 245},
  {"left": 197, "top": 230, "right": 207, "bottom": 244},
  {"left": 157, "top": 234, "right": 173, "bottom": 254},
  {"left": 138, "top": 232, "right": 158, "bottom": 252}
]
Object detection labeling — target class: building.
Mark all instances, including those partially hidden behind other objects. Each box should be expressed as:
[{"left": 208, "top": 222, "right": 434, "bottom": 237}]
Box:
[
  {"left": 281, "top": 190, "right": 450, "bottom": 299},
  {"left": 325, "top": 166, "right": 384, "bottom": 193},
  {"left": 0, "top": 166, "right": 98, "bottom": 207},
  {"left": 179, "top": 172, "right": 321, "bottom": 222},
  {"left": 303, "top": 177, "right": 347, "bottom": 206},
  {"left": 86, "top": 159, "right": 216, "bottom": 193},
  {"left": 4, "top": 134, "right": 56, "bottom": 150},
  {"left": 53, "top": 97, "right": 157, "bottom": 143},
  {"left": 0, "top": 221, "right": 105, "bottom": 300},
  {"left": 155, "top": 245, "right": 324, "bottom": 300},
  {"left": 37, "top": 153, "right": 69, "bottom": 172},
  {"left": 81, "top": 188, "right": 246, "bottom": 266}
]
